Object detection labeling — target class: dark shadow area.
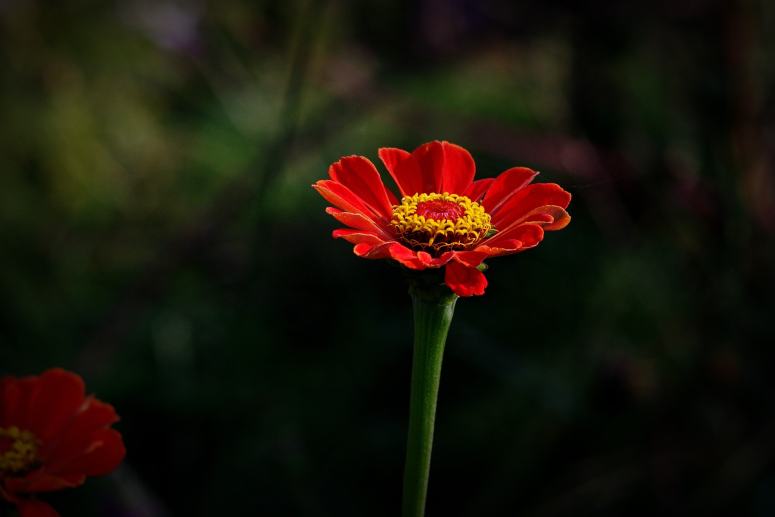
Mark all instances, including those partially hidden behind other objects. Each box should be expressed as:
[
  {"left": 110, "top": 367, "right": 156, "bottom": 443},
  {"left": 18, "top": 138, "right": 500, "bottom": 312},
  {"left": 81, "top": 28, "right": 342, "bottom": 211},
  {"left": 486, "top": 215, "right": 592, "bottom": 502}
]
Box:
[{"left": 1, "top": 0, "right": 774, "bottom": 515}]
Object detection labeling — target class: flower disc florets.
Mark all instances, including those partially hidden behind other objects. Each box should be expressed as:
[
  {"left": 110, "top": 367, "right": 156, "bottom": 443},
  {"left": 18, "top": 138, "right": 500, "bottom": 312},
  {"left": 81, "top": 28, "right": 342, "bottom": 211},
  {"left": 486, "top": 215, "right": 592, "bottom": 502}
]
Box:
[
  {"left": 0, "top": 426, "right": 39, "bottom": 475},
  {"left": 391, "top": 193, "right": 492, "bottom": 252}
]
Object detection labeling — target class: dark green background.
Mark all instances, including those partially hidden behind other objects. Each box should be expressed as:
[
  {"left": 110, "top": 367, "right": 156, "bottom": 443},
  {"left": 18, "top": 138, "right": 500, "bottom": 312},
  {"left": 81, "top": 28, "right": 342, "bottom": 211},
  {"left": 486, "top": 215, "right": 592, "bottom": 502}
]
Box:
[{"left": 1, "top": 0, "right": 774, "bottom": 515}]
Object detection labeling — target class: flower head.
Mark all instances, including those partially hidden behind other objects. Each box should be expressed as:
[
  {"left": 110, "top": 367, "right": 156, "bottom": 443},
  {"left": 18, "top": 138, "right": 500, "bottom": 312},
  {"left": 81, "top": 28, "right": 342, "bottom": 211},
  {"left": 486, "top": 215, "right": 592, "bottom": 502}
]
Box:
[
  {"left": 1, "top": 368, "right": 126, "bottom": 517},
  {"left": 313, "top": 141, "right": 571, "bottom": 296}
]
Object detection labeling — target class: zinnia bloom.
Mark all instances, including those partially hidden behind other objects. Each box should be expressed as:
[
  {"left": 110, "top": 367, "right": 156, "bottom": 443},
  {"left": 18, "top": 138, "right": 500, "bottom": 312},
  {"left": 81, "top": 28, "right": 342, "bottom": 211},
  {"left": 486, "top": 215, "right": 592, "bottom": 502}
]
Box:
[
  {"left": 313, "top": 141, "right": 571, "bottom": 296},
  {"left": 0, "top": 368, "right": 126, "bottom": 517}
]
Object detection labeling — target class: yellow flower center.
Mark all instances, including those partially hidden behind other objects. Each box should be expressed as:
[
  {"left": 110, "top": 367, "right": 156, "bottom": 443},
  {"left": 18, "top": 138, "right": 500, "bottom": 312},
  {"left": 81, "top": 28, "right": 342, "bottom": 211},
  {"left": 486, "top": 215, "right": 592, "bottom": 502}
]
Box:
[
  {"left": 391, "top": 193, "right": 492, "bottom": 252},
  {"left": 0, "top": 426, "right": 39, "bottom": 475}
]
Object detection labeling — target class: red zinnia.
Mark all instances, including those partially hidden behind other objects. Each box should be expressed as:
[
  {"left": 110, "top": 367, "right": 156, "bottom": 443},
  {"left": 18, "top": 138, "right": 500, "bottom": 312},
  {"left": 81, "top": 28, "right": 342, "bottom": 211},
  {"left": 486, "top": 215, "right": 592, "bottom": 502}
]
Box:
[
  {"left": 313, "top": 141, "right": 571, "bottom": 296},
  {"left": 0, "top": 368, "right": 126, "bottom": 517}
]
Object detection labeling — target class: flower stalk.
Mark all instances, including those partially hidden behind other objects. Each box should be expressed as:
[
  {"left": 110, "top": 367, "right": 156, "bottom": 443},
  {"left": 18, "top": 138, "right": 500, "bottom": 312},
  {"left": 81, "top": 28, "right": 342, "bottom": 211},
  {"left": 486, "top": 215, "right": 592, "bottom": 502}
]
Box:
[{"left": 402, "top": 278, "right": 458, "bottom": 517}]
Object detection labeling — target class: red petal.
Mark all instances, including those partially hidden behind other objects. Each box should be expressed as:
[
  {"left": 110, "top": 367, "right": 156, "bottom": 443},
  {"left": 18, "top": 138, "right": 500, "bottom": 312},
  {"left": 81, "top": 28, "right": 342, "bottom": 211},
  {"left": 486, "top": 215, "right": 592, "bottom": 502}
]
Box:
[
  {"left": 444, "top": 261, "right": 488, "bottom": 297},
  {"left": 313, "top": 181, "right": 382, "bottom": 221},
  {"left": 53, "top": 428, "right": 125, "bottom": 477},
  {"left": 331, "top": 229, "right": 385, "bottom": 246},
  {"left": 351, "top": 241, "right": 426, "bottom": 270},
  {"left": 352, "top": 240, "right": 391, "bottom": 259},
  {"left": 480, "top": 224, "right": 545, "bottom": 255},
  {"left": 328, "top": 156, "right": 395, "bottom": 219},
  {"left": 451, "top": 250, "right": 489, "bottom": 268},
  {"left": 463, "top": 178, "right": 494, "bottom": 202},
  {"left": 379, "top": 141, "right": 476, "bottom": 196},
  {"left": 438, "top": 142, "right": 476, "bottom": 194},
  {"left": 352, "top": 243, "right": 372, "bottom": 256},
  {"left": 387, "top": 243, "right": 427, "bottom": 270},
  {"left": 479, "top": 239, "right": 524, "bottom": 254},
  {"left": 502, "top": 224, "right": 545, "bottom": 248},
  {"left": 5, "top": 471, "right": 84, "bottom": 493},
  {"left": 482, "top": 167, "right": 538, "bottom": 214},
  {"left": 40, "top": 398, "right": 119, "bottom": 468},
  {"left": 490, "top": 183, "right": 571, "bottom": 228},
  {"left": 385, "top": 188, "right": 399, "bottom": 206},
  {"left": 540, "top": 205, "right": 572, "bottom": 231},
  {"left": 383, "top": 142, "right": 475, "bottom": 196},
  {"left": 17, "top": 500, "right": 60, "bottom": 517},
  {"left": 410, "top": 141, "right": 446, "bottom": 194},
  {"left": 353, "top": 242, "right": 392, "bottom": 261},
  {"left": 28, "top": 369, "right": 85, "bottom": 442},
  {"left": 487, "top": 204, "right": 570, "bottom": 247},
  {"left": 416, "top": 251, "right": 434, "bottom": 266},
  {"left": 379, "top": 147, "right": 425, "bottom": 197},
  {"left": 416, "top": 251, "right": 454, "bottom": 268},
  {"left": 494, "top": 205, "right": 569, "bottom": 232},
  {"left": 325, "top": 208, "right": 393, "bottom": 239}
]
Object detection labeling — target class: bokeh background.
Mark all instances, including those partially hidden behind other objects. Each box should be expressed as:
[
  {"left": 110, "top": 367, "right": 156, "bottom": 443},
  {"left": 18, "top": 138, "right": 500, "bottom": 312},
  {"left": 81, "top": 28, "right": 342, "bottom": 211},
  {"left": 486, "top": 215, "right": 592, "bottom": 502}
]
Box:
[{"left": 2, "top": 0, "right": 775, "bottom": 515}]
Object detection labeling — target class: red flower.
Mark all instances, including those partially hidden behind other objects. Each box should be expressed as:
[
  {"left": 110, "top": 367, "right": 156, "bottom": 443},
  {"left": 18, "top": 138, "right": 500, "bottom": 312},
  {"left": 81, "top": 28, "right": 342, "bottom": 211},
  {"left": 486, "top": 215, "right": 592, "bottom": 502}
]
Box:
[
  {"left": 0, "top": 368, "right": 126, "bottom": 517},
  {"left": 313, "top": 141, "right": 571, "bottom": 296}
]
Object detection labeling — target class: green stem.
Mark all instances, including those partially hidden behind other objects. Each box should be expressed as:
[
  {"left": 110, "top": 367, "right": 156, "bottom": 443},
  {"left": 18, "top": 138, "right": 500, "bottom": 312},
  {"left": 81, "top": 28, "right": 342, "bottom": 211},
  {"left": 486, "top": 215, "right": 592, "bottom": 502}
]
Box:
[{"left": 402, "top": 283, "right": 457, "bottom": 517}]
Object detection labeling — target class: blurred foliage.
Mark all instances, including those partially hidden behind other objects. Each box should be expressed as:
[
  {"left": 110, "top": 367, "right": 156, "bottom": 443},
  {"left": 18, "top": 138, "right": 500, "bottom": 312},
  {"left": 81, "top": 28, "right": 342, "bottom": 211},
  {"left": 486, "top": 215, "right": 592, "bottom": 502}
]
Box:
[{"left": 1, "top": 0, "right": 775, "bottom": 516}]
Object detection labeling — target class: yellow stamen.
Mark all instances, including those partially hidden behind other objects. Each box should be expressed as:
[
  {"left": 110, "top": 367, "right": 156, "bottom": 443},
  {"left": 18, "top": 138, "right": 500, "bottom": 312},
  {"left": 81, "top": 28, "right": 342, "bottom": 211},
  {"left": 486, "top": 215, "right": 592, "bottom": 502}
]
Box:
[
  {"left": 391, "top": 192, "right": 492, "bottom": 252},
  {"left": 0, "top": 426, "right": 39, "bottom": 474}
]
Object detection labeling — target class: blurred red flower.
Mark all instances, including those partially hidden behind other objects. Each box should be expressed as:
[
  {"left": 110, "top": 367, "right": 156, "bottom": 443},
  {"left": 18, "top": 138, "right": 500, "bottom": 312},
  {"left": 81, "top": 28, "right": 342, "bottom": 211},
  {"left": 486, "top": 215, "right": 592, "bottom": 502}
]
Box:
[
  {"left": 313, "top": 141, "right": 571, "bottom": 296},
  {"left": 0, "top": 368, "right": 125, "bottom": 517}
]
